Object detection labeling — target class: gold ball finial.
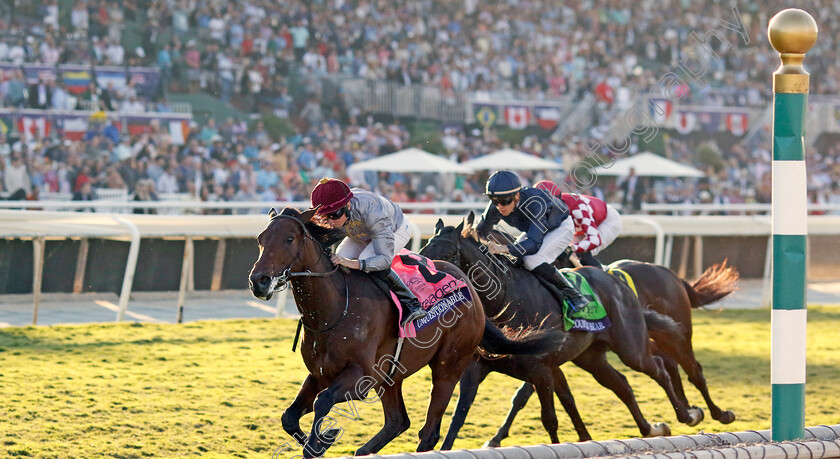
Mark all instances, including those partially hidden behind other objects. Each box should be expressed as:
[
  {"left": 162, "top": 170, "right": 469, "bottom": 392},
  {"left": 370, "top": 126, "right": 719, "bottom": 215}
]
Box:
[{"left": 768, "top": 9, "right": 818, "bottom": 55}]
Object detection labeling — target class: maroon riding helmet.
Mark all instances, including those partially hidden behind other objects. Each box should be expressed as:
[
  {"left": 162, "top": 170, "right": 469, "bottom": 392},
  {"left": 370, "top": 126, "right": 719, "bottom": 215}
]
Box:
[{"left": 311, "top": 178, "right": 353, "bottom": 214}]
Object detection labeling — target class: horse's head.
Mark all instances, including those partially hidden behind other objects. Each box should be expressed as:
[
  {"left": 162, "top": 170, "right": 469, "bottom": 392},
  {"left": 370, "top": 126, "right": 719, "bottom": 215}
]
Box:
[
  {"left": 249, "top": 206, "right": 320, "bottom": 300},
  {"left": 419, "top": 213, "right": 473, "bottom": 264}
]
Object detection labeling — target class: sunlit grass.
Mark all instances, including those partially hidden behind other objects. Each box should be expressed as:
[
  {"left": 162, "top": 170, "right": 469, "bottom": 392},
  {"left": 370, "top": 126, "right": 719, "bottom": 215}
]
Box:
[{"left": 1, "top": 307, "right": 838, "bottom": 458}]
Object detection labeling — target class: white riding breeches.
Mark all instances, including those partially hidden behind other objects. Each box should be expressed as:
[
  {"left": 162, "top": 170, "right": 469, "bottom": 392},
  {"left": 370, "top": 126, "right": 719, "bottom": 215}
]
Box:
[
  {"left": 522, "top": 218, "right": 575, "bottom": 270},
  {"left": 590, "top": 206, "right": 622, "bottom": 256},
  {"left": 336, "top": 219, "right": 412, "bottom": 266}
]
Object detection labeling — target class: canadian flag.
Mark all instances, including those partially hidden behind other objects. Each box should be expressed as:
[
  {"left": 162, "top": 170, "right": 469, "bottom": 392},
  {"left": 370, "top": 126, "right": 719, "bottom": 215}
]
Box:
[
  {"left": 17, "top": 117, "right": 51, "bottom": 141},
  {"left": 535, "top": 106, "right": 561, "bottom": 130},
  {"left": 504, "top": 106, "right": 531, "bottom": 130},
  {"left": 674, "top": 111, "right": 696, "bottom": 135},
  {"left": 726, "top": 113, "right": 749, "bottom": 136}
]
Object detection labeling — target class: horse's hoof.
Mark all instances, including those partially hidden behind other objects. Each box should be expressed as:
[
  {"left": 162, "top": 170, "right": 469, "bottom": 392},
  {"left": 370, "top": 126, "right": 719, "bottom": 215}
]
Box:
[
  {"left": 687, "top": 406, "right": 704, "bottom": 427},
  {"left": 646, "top": 422, "right": 671, "bottom": 437},
  {"left": 482, "top": 440, "right": 502, "bottom": 448},
  {"left": 717, "top": 410, "right": 736, "bottom": 424},
  {"left": 320, "top": 428, "right": 342, "bottom": 445}
]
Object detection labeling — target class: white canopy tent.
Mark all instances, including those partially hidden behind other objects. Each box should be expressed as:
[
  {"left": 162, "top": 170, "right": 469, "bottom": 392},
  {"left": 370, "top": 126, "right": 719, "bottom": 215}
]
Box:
[
  {"left": 461, "top": 148, "right": 564, "bottom": 171},
  {"left": 592, "top": 152, "right": 705, "bottom": 178},
  {"left": 346, "top": 148, "right": 472, "bottom": 174}
]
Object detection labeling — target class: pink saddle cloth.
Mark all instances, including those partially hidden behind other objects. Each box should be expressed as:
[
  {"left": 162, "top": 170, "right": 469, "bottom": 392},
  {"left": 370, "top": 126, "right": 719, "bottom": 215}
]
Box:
[{"left": 389, "top": 249, "right": 472, "bottom": 338}]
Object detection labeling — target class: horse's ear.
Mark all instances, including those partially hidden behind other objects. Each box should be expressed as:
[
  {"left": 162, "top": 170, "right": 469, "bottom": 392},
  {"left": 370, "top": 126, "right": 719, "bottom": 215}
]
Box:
[
  {"left": 455, "top": 219, "right": 464, "bottom": 232},
  {"left": 435, "top": 218, "right": 444, "bottom": 234},
  {"left": 268, "top": 208, "right": 277, "bottom": 219},
  {"left": 299, "top": 207, "right": 319, "bottom": 223},
  {"left": 466, "top": 211, "right": 475, "bottom": 227}
]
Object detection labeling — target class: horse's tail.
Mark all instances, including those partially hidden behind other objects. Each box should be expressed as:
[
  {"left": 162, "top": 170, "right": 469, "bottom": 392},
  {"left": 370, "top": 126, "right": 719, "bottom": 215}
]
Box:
[
  {"left": 478, "top": 318, "right": 565, "bottom": 357},
  {"left": 683, "top": 260, "right": 740, "bottom": 308},
  {"left": 643, "top": 309, "right": 683, "bottom": 335}
]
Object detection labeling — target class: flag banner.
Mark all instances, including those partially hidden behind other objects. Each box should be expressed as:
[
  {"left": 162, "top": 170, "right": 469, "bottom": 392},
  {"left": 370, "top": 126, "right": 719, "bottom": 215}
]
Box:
[
  {"left": 127, "top": 67, "right": 162, "bottom": 98},
  {"left": 534, "top": 106, "right": 562, "bottom": 130},
  {"left": 169, "top": 120, "right": 190, "bottom": 145},
  {"left": 56, "top": 115, "right": 89, "bottom": 141},
  {"left": 726, "top": 113, "right": 749, "bottom": 136},
  {"left": 94, "top": 68, "right": 129, "bottom": 95},
  {"left": 0, "top": 64, "right": 160, "bottom": 98},
  {"left": 0, "top": 63, "right": 56, "bottom": 85},
  {"left": 61, "top": 67, "right": 93, "bottom": 94},
  {"left": 697, "top": 111, "right": 722, "bottom": 132},
  {"left": 504, "top": 105, "right": 531, "bottom": 130},
  {"left": 674, "top": 111, "right": 696, "bottom": 134},
  {"left": 124, "top": 116, "right": 154, "bottom": 136},
  {"left": 17, "top": 116, "right": 51, "bottom": 141},
  {"left": 473, "top": 104, "right": 499, "bottom": 128},
  {"left": 648, "top": 98, "right": 673, "bottom": 125}
]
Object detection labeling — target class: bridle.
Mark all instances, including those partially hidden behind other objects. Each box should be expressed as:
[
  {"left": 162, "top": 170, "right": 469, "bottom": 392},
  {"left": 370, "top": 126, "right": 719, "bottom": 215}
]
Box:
[
  {"left": 266, "top": 214, "right": 349, "bottom": 334},
  {"left": 426, "top": 230, "right": 462, "bottom": 265},
  {"left": 268, "top": 214, "right": 341, "bottom": 287}
]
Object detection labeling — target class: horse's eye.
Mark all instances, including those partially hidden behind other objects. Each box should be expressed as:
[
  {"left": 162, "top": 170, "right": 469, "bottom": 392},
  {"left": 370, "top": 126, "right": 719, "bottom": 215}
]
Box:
[{"left": 287, "top": 237, "right": 294, "bottom": 245}]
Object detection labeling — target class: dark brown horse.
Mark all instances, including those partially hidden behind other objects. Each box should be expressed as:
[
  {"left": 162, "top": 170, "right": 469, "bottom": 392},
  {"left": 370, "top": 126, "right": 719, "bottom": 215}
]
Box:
[
  {"left": 248, "top": 207, "right": 564, "bottom": 457},
  {"left": 420, "top": 214, "right": 698, "bottom": 449},
  {"left": 486, "top": 257, "right": 739, "bottom": 447}
]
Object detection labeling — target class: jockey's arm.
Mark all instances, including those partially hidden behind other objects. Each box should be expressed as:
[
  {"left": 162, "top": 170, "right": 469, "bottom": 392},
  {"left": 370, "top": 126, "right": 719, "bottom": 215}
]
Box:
[
  {"left": 357, "top": 215, "right": 396, "bottom": 272},
  {"left": 509, "top": 220, "right": 544, "bottom": 257},
  {"left": 475, "top": 202, "right": 501, "bottom": 240}
]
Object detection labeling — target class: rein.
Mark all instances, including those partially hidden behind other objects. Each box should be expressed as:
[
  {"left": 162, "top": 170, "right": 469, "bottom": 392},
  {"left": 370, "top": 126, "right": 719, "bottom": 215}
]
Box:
[{"left": 269, "top": 214, "right": 350, "bottom": 337}]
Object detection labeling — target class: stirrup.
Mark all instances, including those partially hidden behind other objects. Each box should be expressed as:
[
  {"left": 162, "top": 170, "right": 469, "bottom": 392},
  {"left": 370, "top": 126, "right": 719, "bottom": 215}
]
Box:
[
  {"left": 401, "top": 308, "right": 427, "bottom": 327},
  {"left": 566, "top": 294, "right": 589, "bottom": 312}
]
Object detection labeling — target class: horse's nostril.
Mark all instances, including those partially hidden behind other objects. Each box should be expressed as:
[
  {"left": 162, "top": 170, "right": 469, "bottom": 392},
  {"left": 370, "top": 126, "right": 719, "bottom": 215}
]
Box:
[{"left": 250, "top": 274, "right": 270, "bottom": 291}]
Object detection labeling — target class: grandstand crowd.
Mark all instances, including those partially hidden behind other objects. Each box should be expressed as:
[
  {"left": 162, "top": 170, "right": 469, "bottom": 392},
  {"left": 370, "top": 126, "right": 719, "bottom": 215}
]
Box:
[{"left": 2, "top": 0, "right": 840, "bottom": 213}]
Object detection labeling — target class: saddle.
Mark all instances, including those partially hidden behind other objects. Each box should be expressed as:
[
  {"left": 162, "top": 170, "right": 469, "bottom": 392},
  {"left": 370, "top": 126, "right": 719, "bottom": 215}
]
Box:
[
  {"left": 369, "top": 250, "right": 473, "bottom": 338},
  {"left": 531, "top": 268, "right": 611, "bottom": 333}
]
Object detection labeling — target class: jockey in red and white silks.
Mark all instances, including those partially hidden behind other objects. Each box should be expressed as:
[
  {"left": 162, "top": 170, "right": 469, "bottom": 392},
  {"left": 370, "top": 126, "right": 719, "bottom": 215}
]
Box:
[{"left": 534, "top": 181, "right": 622, "bottom": 265}]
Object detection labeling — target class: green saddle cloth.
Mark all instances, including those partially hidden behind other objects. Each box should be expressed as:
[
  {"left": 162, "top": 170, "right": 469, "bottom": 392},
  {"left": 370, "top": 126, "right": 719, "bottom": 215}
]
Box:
[{"left": 559, "top": 270, "right": 611, "bottom": 333}]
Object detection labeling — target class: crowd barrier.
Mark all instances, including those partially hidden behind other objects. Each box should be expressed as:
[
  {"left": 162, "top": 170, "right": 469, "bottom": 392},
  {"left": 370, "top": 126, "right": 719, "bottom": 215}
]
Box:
[{"left": 2, "top": 207, "right": 839, "bottom": 325}]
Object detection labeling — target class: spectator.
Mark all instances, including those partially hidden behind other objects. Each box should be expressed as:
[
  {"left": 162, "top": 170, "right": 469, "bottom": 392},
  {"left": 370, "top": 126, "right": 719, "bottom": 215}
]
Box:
[
  {"left": 72, "top": 179, "right": 95, "bottom": 211},
  {"left": 4, "top": 70, "right": 27, "bottom": 108},
  {"left": 4, "top": 153, "right": 31, "bottom": 200},
  {"left": 29, "top": 78, "right": 52, "bottom": 109},
  {"left": 132, "top": 178, "right": 159, "bottom": 214}
]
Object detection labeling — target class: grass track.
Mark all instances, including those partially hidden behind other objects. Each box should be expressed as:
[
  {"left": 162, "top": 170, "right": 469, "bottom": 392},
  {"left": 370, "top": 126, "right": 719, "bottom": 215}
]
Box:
[{"left": 1, "top": 307, "right": 839, "bottom": 458}]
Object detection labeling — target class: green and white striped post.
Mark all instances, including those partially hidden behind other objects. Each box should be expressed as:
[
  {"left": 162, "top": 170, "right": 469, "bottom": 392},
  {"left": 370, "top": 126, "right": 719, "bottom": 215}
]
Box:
[{"left": 767, "top": 9, "right": 818, "bottom": 442}]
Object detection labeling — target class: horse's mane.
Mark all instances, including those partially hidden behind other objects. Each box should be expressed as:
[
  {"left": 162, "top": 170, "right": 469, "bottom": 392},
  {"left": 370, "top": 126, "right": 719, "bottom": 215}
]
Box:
[
  {"left": 277, "top": 207, "right": 346, "bottom": 250},
  {"left": 459, "top": 221, "right": 518, "bottom": 271}
]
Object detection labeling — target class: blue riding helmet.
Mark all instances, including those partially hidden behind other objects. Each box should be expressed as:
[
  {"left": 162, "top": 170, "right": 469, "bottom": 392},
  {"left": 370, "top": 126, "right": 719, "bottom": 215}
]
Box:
[{"left": 485, "top": 170, "right": 522, "bottom": 196}]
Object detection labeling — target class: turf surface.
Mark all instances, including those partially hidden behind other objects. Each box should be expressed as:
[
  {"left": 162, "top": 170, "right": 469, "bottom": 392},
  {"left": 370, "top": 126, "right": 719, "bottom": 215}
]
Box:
[{"left": 1, "top": 307, "right": 839, "bottom": 458}]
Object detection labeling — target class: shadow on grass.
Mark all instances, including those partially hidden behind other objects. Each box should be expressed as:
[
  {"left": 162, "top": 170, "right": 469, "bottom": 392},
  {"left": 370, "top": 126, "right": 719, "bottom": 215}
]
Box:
[{"left": 0, "top": 320, "right": 295, "bottom": 352}]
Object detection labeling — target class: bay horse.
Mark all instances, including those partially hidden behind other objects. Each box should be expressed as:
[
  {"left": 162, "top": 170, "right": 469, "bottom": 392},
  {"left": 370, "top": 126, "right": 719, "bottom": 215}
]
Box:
[
  {"left": 419, "top": 214, "right": 698, "bottom": 449},
  {"left": 248, "top": 207, "right": 564, "bottom": 457},
  {"left": 486, "top": 257, "right": 739, "bottom": 447}
]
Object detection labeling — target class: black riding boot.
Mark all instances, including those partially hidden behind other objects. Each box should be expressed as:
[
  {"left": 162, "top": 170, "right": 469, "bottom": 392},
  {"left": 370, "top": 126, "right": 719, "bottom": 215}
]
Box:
[
  {"left": 578, "top": 251, "right": 606, "bottom": 270},
  {"left": 379, "top": 269, "right": 428, "bottom": 328},
  {"left": 532, "top": 263, "right": 589, "bottom": 311}
]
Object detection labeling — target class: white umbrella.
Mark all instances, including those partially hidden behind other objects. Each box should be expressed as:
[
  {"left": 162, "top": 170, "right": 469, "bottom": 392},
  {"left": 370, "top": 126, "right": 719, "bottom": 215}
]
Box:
[
  {"left": 592, "top": 152, "right": 705, "bottom": 178},
  {"left": 462, "top": 148, "right": 563, "bottom": 171},
  {"left": 346, "top": 148, "right": 472, "bottom": 174}
]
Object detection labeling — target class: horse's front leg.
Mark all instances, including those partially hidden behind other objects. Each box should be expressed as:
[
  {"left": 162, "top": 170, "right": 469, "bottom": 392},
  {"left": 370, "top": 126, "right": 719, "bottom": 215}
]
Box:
[
  {"left": 354, "top": 380, "right": 410, "bottom": 456},
  {"left": 303, "top": 366, "right": 365, "bottom": 458},
  {"left": 282, "top": 374, "right": 320, "bottom": 446}
]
